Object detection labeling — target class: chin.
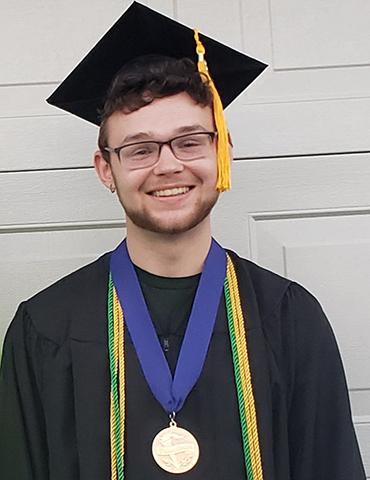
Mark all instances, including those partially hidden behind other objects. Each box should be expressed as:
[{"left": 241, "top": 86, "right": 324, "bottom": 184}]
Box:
[
  {"left": 125, "top": 198, "right": 218, "bottom": 235},
  {"left": 128, "top": 213, "right": 207, "bottom": 235}
]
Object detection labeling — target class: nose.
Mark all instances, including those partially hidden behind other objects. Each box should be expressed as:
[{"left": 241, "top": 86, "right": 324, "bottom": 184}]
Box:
[{"left": 152, "top": 144, "right": 184, "bottom": 175}]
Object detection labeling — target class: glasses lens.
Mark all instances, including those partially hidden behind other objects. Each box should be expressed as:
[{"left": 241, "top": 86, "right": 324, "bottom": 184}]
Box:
[
  {"left": 172, "top": 133, "right": 213, "bottom": 160},
  {"left": 120, "top": 142, "right": 158, "bottom": 168}
]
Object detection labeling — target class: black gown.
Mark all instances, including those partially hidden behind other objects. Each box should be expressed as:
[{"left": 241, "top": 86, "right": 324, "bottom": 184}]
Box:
[{"left": 0, "top": 249, "right": 366, "bottom": 480}]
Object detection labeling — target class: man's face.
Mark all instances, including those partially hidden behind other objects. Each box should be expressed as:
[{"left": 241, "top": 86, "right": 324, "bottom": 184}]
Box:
[{"left": 102, "top": 92, "right": 220, "bottom": 235}]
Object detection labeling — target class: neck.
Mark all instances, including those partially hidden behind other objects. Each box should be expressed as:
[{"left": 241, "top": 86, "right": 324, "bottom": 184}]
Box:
[{"left": 126, "top": 220, "right": 212, "bottom": 277}]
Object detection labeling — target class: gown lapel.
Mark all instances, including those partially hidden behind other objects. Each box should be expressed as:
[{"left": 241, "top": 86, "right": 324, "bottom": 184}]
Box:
[{"left": 69, "top": 263, "right": 111, "bottom": 480}]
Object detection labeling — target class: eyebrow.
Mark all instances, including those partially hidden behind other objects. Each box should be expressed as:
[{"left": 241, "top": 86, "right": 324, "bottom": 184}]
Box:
[{"left": 120, "top": 124, "right": 209, "bottom": 144}]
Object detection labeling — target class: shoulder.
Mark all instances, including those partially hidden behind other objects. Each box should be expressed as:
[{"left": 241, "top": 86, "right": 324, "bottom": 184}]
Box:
[
  {"left": 28, "top": 251, "right": 111, "bottom": 302},
  {"left": 19, "top": 252, "right": 111, "bottom": 345},
  {"left": 227, "top": 249, "right": 329, "bottom": 334},
  {"left": 227, "top": 251, "right": 343, "bottom": 396},
  {"left": 227, "top": 249, "right": 307, "bottom": 317}
]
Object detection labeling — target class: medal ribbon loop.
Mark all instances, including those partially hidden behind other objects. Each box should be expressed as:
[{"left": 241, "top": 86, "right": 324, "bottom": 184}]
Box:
[{"left": 110, "top": 238, "right": 226, "bottom": 414}]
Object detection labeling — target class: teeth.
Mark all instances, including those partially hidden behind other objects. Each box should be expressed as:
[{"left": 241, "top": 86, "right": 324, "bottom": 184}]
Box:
[{"left": 152, "top": 187, "right": 190, "bottom": 197}]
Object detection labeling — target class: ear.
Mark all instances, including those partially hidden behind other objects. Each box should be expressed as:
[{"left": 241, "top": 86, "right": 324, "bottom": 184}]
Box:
[
  {"left": 94, "top": 150, "right": 115, "bottom": 191},
  {"left": 227, "top": 131, "right": 234, "bottom": 148},
  {"left": 227, "top": 131, "right": 234, "bottom": 162}
]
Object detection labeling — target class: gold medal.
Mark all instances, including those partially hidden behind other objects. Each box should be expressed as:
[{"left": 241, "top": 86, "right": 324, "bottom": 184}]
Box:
[{"left": 152, "top": 416, "right": 200, "bottom": 474}]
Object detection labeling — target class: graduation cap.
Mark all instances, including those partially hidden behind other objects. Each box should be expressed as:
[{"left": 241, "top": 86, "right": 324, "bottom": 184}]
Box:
[{"left": 47, "top": 1, "right": 267, "bottom": 191}]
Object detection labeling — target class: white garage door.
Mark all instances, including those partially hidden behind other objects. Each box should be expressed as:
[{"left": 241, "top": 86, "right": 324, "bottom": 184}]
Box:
[{"left": 0, "top": 0, "right": 369, "bottom": 473}]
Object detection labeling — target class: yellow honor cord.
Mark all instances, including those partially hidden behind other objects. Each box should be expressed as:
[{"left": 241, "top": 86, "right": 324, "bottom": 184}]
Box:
[
  {"left": 193, "top": 29, "right": 231, "bottom": 192},
  {"left": 226, "top": 257, "right": 264, "bottom": 479},
  {"left": 110, "top": 287, "right": 125, "bottom": 479}
]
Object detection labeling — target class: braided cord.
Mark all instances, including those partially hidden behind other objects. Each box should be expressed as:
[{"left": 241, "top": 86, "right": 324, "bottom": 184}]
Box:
[
  {"left": 224, "top": 278, "right": 254, "bottom": 479},
  {"left": 227, "top": 260, "right": 255, "bottom": 476},
  {"left": 116, "top": 288, "right": 125, "bottom": 461},
  {"left": 108, "top": 275, "right": 125, "bottom": 480},
  {"left": 226, "top": 255, "right": 264, "bottom": 480}
]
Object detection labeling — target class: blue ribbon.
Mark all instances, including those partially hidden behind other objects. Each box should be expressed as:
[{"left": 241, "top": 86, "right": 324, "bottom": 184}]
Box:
[{"left": 110, "top": 238, "right": 226, "bottom": 414}]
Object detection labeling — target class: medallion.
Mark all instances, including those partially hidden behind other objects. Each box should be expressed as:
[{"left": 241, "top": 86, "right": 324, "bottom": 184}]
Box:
[{"left": 152, "top": 420, "right": 200, "bottom": 474}]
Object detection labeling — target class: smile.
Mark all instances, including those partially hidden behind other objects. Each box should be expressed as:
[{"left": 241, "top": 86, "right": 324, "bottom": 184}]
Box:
[{"left": 151, "top": 187, "right": 191, "bottom": 197}]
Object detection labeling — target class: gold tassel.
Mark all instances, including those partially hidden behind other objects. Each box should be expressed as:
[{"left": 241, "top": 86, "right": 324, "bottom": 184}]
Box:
[{"left": 193, "top": 29, "right": 231, "bottom": 192}]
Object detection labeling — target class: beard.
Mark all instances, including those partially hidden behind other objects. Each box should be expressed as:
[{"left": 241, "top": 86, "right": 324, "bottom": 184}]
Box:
[{"left": 121, "top": 192, "right": 219, "bottom": 235}]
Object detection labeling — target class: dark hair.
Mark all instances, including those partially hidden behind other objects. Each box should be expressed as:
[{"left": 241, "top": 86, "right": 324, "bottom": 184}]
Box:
[{"left": 98, "top": 55, "right": 213, "bottom": 159}]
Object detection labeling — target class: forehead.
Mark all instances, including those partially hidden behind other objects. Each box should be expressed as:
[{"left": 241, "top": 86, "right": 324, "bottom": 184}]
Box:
[{"left": 105, "top": 92, "right": 214, "bottom": 144}]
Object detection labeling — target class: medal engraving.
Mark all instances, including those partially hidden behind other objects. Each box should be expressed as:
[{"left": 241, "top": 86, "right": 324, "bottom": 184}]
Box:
[{"left": 152, "top": 425, "right": 200, "bottom": 473}]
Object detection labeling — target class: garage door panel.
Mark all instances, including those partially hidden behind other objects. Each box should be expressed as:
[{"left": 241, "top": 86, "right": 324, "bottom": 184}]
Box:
[{"left": 0, "top": 226, "right": 125, "bottom": 343}]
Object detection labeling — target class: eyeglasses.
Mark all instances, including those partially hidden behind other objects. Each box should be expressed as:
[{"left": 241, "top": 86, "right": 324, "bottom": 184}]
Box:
[{"left": 104, "top": 131, "right": 217, "bottom": 170}]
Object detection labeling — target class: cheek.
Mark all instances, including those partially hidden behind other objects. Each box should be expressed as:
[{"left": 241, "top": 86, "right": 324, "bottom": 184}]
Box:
[
  {"left": 114, "top": 170, "right": 146, "bottom": 193},
  {"left": 202, "top": 163, "right": 218, "bottom": 184},
  {"left": 190, "top": 158, "right": 217, "bottom": 181}
]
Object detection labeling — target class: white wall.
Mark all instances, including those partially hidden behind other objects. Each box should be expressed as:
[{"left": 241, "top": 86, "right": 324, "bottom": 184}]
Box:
[{"left": 1, "top": 0, "right": 369, "bottom": 473}]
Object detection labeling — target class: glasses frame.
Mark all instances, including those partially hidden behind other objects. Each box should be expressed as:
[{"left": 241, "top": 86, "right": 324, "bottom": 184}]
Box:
[{"left": 104, "top": 131, "right": 217, "bottom": 168}]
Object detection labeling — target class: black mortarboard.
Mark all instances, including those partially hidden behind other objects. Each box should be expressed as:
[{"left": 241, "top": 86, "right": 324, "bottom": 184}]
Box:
[
  {"left": 47, "top": 1, "right": 267, "bottom": 125},
  {"left": 47, "top": 1, "right": 267, "bottom": 191}
]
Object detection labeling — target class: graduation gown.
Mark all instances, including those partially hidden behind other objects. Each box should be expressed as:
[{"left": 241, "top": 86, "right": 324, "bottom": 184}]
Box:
[{"left": 0, "top": 250, "right": 366, "bottom": 480}]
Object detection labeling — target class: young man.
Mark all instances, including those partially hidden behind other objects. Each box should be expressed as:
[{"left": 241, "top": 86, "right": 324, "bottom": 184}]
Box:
[{"left": 0, "top": 3, "right": 366, "bottom": 480}]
